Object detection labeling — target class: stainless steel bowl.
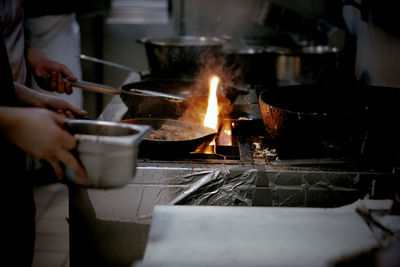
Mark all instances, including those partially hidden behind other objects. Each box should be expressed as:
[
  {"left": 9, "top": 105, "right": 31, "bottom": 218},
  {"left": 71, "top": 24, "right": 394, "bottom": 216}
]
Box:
[{"left": 64, "top": 119, "right": 151, "bottom": 189}]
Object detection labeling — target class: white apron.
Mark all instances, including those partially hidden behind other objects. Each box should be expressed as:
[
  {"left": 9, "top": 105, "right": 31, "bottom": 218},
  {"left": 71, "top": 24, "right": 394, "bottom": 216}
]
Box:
[{"left": 25, "top": 13, "right": 83, "bottom": 108}]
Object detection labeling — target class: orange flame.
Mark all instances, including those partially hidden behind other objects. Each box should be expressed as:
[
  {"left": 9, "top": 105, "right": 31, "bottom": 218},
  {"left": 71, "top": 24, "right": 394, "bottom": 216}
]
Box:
[
  {"left": 217, "top": 121, "right": 232, "bottom": 145},
  {"left": 203, "top": 76, "right": 219, "bottom": 130}
]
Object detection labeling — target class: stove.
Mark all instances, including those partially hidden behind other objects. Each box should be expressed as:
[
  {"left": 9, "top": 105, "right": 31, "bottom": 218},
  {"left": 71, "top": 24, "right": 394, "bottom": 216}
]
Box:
[{"left": 69, "top": 73, "right": 396, "bottom": 266}]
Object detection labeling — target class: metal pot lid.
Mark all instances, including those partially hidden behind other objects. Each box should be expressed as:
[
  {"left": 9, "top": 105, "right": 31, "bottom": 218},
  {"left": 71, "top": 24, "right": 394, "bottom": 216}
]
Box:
[
  {"left": 224, "top": 45, "right": 293, "bottom": 55},
  {"left": 139, "top": 36, "right": 228, "bottom": 47},
  {"left": 300, "top": 45, "right": 339, "bottom": 54},
  {"left": 227, "top": 45, "right": 339, "bottom": 55}
]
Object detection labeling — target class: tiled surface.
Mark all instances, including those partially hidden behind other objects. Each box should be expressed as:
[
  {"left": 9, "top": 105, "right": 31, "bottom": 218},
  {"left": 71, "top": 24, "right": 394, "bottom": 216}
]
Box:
[{"left": 32, "top": 183, "right": 70, "bottom": 267}]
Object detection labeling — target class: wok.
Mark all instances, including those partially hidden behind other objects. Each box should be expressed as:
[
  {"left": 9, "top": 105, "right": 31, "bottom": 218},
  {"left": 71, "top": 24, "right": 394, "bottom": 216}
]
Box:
[
  {"left": 69, "top": 78, "right": 247, "bottom": 120},
  {"left": 258, "top": 83, "right": 363, "bottom": 157},
  {"left": 121, "top": 118, "right": 217, "bottom": 155},
  {"left": 259, "top": 83, "right": 400, "bottom": 160}
]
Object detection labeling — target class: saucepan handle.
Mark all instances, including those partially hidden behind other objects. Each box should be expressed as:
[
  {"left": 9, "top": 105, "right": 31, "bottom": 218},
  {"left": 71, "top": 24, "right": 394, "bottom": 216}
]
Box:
[{"left": 66, "top": 79, "right": 121, "bottom": 95}]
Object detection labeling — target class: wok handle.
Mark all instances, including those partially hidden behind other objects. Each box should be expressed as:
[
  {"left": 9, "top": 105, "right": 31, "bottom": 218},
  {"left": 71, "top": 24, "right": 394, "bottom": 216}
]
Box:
[
  {"left": 66, "top": 79, "right": 121, "bottom": 95},
  {"left": 128, "top": 88, "right": 189, "bottom": 101}
]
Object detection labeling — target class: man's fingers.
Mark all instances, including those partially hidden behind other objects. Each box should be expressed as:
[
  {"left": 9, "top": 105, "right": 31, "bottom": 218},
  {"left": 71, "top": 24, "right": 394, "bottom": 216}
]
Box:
[
  {"left": 50, "top": 71, "right": 57, "bottom": 91},
  {"left": 64, "top": 82, "right": 73, "bottom": 95},
  {"left": 64, "top": 110, "right": 75, "bottom": 119},
  {"left": 57, "top": 73, "right": 64, "bottom": 93},
  {"left": 46, "top": 157, "right": 64, "bottom": 180},
  {"left": 55, "top": 149, "right": 87, "bottom": 183},
  {"left": 61, "top": 66, "right": 76, "bottom": 82},
  {"left": 59, "top": 131, "right": 76, "bottom": 150}
]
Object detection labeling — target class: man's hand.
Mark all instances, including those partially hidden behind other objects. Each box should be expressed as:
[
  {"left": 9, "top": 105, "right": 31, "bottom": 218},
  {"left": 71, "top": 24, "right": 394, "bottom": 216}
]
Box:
[
  {"left": 13, "top": 82, "right": 87, "bottom": 118},
  {"left": 26, "top": 45, "right": 77, "bottom": 94},
  {"left": 0, "top": 107, "right": 87, "bottom": 182}
]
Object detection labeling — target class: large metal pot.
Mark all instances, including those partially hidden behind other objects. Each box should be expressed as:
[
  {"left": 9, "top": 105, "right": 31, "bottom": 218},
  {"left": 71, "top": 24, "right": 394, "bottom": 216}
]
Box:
[
  {"left": 138, "top": 36, "right": 228, "bottom": 78},
  {"left": 275, "top": 45, "right": 342, "bottom": 85},
  {"left": 225, "top": 45, "right": 342, "bottom": 87},
  {"left": 225, "top": 47, "right": 278, "bottom": 86}
]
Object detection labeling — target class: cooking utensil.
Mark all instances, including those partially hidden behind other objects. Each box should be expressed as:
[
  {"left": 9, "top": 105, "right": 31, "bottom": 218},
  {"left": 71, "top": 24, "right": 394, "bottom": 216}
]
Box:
[
  {"left": 224, "top": 46, "right": 278, "bottom": 86},
  {"left": 225, "top": 45, "right": 342, "bottom": 87},
  {"left": 138, "top": 36, "right": 228, "bottom": 78},
  {"left": 258, "top": 83, "right": 362, "bottom": 157},
  {"left": 64, "top": 119, "right": 151, "bottom": 188},
  {"left": 67, "top": 79, "right": 189, "bottom": 101},
  {"left": 79, "top": 54, "right": 141, "bottom": 73},
  {"left": 120, "top": 79, "right": 246, "bottom": 120},
  {"left": 66, "top": 79, "right": 212, "bottom": 118},
  {"left": 66, "top": 77, "right": 246, "bottom": 122},
  {"left": 79, "top": 54, "right": 150, "bottom": 78},
  {"left": 274, "top": 45, "right": 342, "bottom": 85},
  {"left": 121, "top": 118, "right": 217, "bottom": 155}
]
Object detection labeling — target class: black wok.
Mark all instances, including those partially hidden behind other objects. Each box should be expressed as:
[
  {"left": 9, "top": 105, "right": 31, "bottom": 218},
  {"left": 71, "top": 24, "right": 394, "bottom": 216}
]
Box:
[
  {"left": 69, "top": 78, "right": 247, "bottom": 120},
  {"left": 258, "top": 83, "right": 363, "bottom": 157},
  {"left": 121, "top": 118, "right": 217, "bottom": 156},
  {"left": 121, "top": 79, "right": 246, "bottom": 119},
  {"left": 259, "top": 83, "right": 400, "bottom": 161}
]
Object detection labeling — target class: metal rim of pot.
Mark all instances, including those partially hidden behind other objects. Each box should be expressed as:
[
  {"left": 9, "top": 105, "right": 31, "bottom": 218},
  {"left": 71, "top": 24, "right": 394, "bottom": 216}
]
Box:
[{"left": 138, "top": 35, "right": 229, "bottom": 47}]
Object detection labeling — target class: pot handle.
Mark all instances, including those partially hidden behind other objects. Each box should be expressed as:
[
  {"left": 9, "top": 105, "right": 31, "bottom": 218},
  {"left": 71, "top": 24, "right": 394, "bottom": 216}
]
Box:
[
  {"left": 79, "top": 54, "right": 140, "bottom": 73},
  {"left": 221, "top": 35, "right": 232, "bottom": 42},
  {"left": 66, "top": 79, "right": 122, "bottom": 95},
  {"left": 136, "top": 38, "right": 147, "bottom": 44}
]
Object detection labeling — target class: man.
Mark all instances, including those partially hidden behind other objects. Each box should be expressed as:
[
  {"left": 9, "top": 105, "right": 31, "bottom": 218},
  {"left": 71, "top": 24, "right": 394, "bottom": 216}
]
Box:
[
  {"left": 1, "top": 0, "right": 77, "bottom": 94},
  {"left": 24, "top": 0, "right": 84, "bottom": 108},
  {"left": 0, "top": 21, "right": 87, "bottom": 265}
]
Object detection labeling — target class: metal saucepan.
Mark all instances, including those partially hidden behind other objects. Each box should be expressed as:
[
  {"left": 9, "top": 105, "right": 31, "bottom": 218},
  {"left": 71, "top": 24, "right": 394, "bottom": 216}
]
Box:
[
  {"left": 120, "top": 118, "right": 217, "bottom": 155},
  {"left": 138, "top": 36, "right": 228, "bottom": 78}
]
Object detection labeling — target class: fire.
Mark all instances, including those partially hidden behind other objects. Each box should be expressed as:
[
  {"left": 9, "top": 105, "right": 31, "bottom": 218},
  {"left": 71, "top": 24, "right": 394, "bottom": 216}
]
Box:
[
  {"left": 203, "top": 76, "right": 219, "bottom": 130},
  {"left": 217, "top": 121, "right": 232, "bottom": 145}
]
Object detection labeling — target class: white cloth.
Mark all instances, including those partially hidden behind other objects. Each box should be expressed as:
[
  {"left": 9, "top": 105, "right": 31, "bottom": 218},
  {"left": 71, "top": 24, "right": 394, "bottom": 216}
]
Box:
[
  {"left": 25, "top": 13, "right": 83, "bottom": 108},
  {"left": 342, "top": 4, "right": 400, "bottom": 88}
]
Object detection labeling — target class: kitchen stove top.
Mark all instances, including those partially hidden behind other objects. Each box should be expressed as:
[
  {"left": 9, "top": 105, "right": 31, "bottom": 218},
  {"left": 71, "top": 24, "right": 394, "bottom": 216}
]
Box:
[
  {"left": 99, "top": 73, "right": 395, "bottom": 206},
  {"left": 98, "top": 73, "right": 398, "bottom": 208},
  {"left": 67, "top": 74, "right": 397, "bottom": 266}
]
